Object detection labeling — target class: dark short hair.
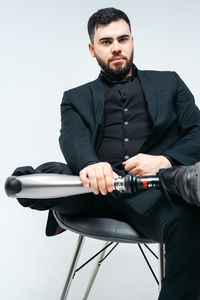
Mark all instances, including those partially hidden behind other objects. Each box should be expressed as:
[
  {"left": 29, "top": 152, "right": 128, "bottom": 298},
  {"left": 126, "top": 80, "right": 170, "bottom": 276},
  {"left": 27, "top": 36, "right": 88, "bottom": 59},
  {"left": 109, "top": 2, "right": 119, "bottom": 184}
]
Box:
[{"left": 88, "top": 7, "right": 131, "bottom": 43}]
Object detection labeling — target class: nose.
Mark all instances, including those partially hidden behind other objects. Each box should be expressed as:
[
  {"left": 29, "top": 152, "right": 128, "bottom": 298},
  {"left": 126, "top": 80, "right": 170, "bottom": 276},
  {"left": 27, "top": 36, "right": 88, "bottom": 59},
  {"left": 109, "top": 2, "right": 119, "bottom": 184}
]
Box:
[{"left": 111, "top": 40, "right": 121, "bottom": 55}]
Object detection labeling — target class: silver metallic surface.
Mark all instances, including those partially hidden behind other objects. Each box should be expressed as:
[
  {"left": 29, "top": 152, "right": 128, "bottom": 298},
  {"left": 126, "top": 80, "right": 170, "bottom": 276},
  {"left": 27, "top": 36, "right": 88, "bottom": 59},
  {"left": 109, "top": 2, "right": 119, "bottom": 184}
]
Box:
[
  {"left": 114, "top": 177, "right": 125, "bottom": 192},
  {"left": 6, "top": 174, "right": 160, "bottom": 199},
  {"left": 10, "top": 174, "right": 92, "bottom": 198},
  {"left": 7, "top": 174, "right": 130, "bottom": 198},
  {"left": 60, "top": 235, "right": 85, "bottom": 300},
  {"left": 158, "top": 244, "right": 165, "bottom": 290},
  {"left": 60, "top": 237, "right": 165, "bottom": 298},
  {"left": 83, "top": 241, "right": 109, "bottom": 300}
]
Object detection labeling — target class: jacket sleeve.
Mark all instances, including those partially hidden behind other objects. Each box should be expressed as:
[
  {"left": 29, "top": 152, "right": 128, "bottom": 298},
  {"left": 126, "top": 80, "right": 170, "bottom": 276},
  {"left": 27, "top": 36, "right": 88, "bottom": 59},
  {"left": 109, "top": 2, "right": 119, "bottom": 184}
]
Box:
[
  {"left": 162, "top": 72, "right": 200, "bottom": 165},
  {"left": 59, "top": 91, "right": 99, "bottom": 175}
]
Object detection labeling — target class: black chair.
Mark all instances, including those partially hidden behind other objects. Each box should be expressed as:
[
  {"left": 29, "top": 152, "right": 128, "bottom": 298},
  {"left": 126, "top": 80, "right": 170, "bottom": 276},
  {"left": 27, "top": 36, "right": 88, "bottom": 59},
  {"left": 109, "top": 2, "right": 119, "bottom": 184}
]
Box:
[
  {"left": 53, "top": 211, "right": 165, "bottom": 300},
  {"left": 4, "top": 173, "right": 165, "bottom": 299}
]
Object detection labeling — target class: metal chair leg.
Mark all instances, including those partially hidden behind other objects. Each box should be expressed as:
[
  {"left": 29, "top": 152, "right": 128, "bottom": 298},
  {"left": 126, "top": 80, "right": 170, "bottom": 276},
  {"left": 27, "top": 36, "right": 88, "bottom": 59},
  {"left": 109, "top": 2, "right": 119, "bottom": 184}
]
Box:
[
  {"left": 60, "top": 235, "right": 85, "bottom": 300},
  {"left": 158, "top": 244, "right": 165, "bottom": 290},
  {"left": 83, "top": 241, "right": 109, "bottom": 300}
]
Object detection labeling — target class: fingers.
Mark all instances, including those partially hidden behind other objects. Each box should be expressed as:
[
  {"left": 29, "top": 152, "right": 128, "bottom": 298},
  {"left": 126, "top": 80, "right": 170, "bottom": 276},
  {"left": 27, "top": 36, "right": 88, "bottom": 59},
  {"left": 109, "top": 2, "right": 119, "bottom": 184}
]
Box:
[
  {"left": 94, "top": 166, "right": 106, "bottom": 194},
  {"left": 127, "top": 167, "right": 143, "bottom": 176},
  {"left": 122, "top": 154, "right": 170, "bottom": 176},
  {"left": 80, "top": 162, "right": 114, "bottom": 195},
  {"left": 80, "top": 168, "right": 90, "bottom": 189},
  {"left": 122, "top": 157, "right": 137, "bottom": 172},
  {"left": 122, "top": 154, "right": 147, "bottom": 176},
  {"left": 123, "top": 158, "right": 149, "bottom": 176},
  {"left": 113, "top": 171, "right": 119, "bottom": 179}
]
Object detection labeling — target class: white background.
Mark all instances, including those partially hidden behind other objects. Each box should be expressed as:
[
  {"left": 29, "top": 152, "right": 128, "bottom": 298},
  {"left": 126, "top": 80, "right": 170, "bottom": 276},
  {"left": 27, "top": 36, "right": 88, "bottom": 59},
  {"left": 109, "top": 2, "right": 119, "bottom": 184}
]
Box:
[{"left": 1, "top": 0, "right": 200, "bottom": 299}]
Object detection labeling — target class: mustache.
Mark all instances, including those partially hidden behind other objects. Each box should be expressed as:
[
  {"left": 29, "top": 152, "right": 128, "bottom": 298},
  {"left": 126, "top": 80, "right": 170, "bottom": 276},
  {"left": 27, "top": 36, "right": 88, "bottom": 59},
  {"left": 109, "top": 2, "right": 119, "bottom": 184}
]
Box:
[{"left": 108, "top": 55, "right": 127, "bottom": 63}]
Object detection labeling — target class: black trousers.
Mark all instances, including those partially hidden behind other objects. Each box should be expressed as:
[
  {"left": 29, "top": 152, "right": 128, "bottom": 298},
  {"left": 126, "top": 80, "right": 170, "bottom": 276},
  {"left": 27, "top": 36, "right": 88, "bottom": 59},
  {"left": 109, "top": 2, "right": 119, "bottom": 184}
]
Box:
[{"left": 14, "top": 162, "right": 200, "bottom": 300}]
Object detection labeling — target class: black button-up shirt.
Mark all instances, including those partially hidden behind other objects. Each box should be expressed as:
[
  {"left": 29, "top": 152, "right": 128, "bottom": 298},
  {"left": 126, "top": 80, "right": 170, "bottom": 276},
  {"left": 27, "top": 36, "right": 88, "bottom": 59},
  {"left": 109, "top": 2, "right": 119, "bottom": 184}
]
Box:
[{"left": 97, "top": 65, "right": 153, "bottom": 171}]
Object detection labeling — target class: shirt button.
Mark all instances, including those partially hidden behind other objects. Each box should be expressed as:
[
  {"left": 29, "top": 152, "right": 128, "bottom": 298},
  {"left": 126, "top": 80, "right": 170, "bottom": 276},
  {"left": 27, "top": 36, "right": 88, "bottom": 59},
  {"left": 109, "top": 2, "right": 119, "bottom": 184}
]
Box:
[
  {"left": 124, "top": 138, "right": 129, "bottom": 142},
  {"left": 124, "top": 121, "right": 129, "bottom": 125},
  {"left": 124, "top": 108, "right": 128, "bottom": 112},
  {"left": 125, "top": 155, "right": 129, "bottom": 160}
]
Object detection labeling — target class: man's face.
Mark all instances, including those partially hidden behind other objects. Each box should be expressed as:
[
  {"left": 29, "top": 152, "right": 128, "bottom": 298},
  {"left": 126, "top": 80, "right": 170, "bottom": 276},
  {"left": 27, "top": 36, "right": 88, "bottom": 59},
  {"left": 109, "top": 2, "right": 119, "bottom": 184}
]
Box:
[{"left": 89, "top": 19, "right": 134, "bottom": 81}]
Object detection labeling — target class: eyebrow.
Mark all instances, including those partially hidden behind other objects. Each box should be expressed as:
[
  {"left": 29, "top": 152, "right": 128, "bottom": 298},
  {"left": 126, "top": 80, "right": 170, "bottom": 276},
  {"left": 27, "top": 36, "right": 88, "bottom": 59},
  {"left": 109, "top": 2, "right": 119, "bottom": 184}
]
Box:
[{"left": 99, "top": 34, "right": 130, "bottom": 42}]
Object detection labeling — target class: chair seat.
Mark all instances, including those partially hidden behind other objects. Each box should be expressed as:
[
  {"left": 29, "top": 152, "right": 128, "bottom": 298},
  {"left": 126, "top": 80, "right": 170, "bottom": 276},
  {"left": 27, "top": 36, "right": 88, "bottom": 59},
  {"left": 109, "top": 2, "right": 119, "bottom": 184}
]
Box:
[{"left": 53, "top": 211, "right": 156, "bottom": 244}]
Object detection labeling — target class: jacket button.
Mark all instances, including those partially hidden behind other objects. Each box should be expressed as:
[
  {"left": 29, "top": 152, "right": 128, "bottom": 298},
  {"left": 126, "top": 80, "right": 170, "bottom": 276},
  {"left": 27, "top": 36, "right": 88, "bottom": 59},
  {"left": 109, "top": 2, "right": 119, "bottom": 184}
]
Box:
[
  {"left": 124, "top": 138, "right": 129, "bottom": 142},
  {"left": 124, "top": 121, "right": 129, "bottom": 125},
  {"left": 124, "top": 155, "right": 129, "bottom": 160}
]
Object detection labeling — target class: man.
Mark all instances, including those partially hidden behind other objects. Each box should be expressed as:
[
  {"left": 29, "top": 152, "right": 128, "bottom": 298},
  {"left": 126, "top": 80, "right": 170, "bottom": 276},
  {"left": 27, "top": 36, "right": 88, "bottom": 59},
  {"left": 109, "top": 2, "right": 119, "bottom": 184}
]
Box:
[{"left": 12, "top": 8, "right": 200, "bottom": 299}]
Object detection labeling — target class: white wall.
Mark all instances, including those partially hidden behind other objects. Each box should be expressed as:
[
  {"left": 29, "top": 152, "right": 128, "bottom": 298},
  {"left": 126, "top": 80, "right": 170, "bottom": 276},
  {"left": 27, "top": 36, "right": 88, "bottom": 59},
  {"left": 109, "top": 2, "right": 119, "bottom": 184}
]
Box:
[{"left": 1, "top": 0, "right": 200, "bottom": 299}]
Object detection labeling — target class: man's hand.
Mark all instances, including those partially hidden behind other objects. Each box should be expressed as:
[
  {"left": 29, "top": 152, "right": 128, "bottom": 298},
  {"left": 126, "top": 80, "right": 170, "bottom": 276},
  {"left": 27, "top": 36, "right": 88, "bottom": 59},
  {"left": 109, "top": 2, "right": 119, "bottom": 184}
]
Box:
[
  {"left": 79, "top": 162, "right": 118, "bottom": 195},
  {"left": 122, "top": 154, "right": 172, "bottom": 176}
]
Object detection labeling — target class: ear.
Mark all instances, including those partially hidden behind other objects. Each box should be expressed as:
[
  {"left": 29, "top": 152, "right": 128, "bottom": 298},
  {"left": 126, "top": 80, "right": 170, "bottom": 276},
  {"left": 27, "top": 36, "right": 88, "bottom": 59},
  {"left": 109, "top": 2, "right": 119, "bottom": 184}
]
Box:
[
  {"left": 131, "top": 35, "right": 134, "bottom": 44},
  {"left": 88, "top": 43, "right": 96, "bottom": 58}
]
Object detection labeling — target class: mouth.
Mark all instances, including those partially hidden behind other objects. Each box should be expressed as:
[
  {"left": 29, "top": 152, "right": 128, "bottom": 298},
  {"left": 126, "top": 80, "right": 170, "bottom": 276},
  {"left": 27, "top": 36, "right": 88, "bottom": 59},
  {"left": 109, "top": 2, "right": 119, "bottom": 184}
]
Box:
[{"left": 110, "top": 57, "right": 126, "bottom": 63}]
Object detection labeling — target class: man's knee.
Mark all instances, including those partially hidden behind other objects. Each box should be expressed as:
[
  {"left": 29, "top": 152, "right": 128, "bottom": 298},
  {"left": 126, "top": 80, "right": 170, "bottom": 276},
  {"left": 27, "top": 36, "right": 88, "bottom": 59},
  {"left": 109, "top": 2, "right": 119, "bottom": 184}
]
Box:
[
  {"left": 35, "top": 161, "right": 72, "bottom": 175},
  {"left": 12, "top": 161, "right": 72, "bottom": 211},
  {"left": 12, "top": 162, "right": 72, "bottom": 176}
]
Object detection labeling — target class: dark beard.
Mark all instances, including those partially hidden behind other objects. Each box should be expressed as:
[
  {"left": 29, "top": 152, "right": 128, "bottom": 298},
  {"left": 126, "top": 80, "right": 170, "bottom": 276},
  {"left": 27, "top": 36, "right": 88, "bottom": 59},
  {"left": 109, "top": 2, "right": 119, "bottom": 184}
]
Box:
[{"left": 95, "top": 50, "right": 133, "bottom": 81}]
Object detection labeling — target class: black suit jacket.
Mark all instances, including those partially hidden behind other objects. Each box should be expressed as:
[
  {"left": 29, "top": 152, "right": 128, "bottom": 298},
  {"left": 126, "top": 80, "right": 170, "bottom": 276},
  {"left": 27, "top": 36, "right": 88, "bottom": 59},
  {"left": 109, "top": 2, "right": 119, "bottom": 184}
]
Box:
[{"left": 46, "top": 69, "right": 200, "bottom": 236}]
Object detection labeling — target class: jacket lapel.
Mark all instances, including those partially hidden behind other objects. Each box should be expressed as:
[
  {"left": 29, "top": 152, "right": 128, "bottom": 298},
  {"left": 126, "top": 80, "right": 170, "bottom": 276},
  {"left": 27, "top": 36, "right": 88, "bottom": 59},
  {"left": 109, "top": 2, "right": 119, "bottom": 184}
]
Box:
[
  {"left": 137, "top": 70, "right": 159, "bottom": 152},
  {"left": 90, "top": 71, "right": 158, "bottom": 126},
  {"left": 137, "top": 70, "right": 157, "bottom": 124},
  {"left": 90, "top": 76, "right": 105, "bottom": 128},
  {"left": 89, "top": 70, "right": 159, "bottom": 153}
]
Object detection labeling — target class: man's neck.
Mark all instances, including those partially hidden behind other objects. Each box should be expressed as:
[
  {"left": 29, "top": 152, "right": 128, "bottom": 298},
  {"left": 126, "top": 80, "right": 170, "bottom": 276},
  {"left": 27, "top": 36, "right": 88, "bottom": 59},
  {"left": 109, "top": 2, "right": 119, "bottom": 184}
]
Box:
[
  {"left": 101, "top": 65, "right": 133, "bottom": 83},
  {"left": 124, "top": 66, "right": 133, "bottom": 79}
]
